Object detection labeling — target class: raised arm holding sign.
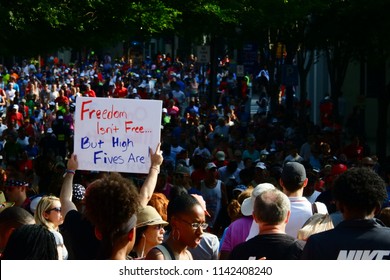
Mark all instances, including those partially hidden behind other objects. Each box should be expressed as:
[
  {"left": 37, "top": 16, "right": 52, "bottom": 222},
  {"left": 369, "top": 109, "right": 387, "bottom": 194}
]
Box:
[
  {"left": 59, "top": 145, "right": 163, "bottom": 260},
  {"left": 74, "top": 97, "right": 162, "bottom": 174}
]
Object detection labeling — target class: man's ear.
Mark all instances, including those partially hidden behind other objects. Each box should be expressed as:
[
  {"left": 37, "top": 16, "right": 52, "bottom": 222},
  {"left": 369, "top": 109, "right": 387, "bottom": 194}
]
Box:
[
  {"left": 94, "top": 227, "right": 103, "bottom": 241},
  {"left": 285, "top": 210, "right": 291, "bottom": 224},
  {"left": 128, "top": 228, "right": 135, "bottom": 242},
  {"left": 302, "top": 178, "right": 308, "bottom": 188},
  {"left": 279, "top": 178, "right": 284, "bottom": 189},
  {"left": 252, "top": 212, "right": 260, "bottom": 224}
]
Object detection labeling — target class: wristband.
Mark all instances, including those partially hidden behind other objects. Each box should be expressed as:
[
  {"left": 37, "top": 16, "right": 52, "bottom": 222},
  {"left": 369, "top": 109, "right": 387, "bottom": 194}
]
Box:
[
  {"left": 63, "top": 169, "right": 76, "bottom": 177},
  {"left": 150, "top": 166, "right": 160, "bottom": 174}
]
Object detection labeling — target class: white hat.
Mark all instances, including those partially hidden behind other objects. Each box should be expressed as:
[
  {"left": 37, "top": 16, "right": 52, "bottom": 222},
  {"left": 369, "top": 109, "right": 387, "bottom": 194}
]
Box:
[
  {"left": 205, "top": 162, "right": 217, "bottom": 170},
  {"left": 162, "top": 108, "right": 168, "bottom": 113},
  {"left": 260, "top": 149, "right": 269, "bottom": 156},
  {"left": 255, "top": 162, "right": 267, "bottom": 170},
  {"left": 216, "top": 151, "right": 225, "bottom": 161},
  {"left": 30, "top": 196, "right": 42, "bottom": 214},
  {"left": 241, "top": 183, "right": 275, "bottom": 216}
]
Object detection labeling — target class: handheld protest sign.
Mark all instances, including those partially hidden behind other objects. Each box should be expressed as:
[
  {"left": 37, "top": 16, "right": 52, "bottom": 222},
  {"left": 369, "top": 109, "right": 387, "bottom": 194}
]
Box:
[{"left": 74, "top": 97, "right": 162, "bottom": 173}]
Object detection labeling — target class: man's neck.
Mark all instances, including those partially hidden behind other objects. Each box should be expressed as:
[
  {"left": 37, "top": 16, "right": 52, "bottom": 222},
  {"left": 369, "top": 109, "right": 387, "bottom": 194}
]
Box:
[
  {"left": 283, "top": 188, "right": 303, "bottom": 197},
  {"left": 341, "top": 207, "right": 377, "bottom": 221},
  {"left": 14, "top": 195, "right": 27, "bottom": 207},
  {"left": 258, "top": 224, "right": 286, "bottom": 235}
]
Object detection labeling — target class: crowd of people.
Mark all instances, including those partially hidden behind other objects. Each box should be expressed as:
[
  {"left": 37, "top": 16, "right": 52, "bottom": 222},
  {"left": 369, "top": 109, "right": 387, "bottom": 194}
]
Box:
[{"left": 0, "top": 53, "right": 390, "bottom": 260}]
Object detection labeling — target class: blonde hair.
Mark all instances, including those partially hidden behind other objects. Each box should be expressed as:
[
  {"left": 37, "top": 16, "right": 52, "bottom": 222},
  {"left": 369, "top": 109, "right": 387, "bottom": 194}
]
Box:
[{"left": 34, "top": 196, "right": 60, "bottom": 231}]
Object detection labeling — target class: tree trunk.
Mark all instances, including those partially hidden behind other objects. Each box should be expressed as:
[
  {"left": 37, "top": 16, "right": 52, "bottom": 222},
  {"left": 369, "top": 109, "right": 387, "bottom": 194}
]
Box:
[
  {"left": 326, "top": 44, "right": 350, "bottom": 122},
  {"left": 209, "top": 34, "right": 217, "bottom": 105},
  {"left": 297, "top": 50, "right": 314, "bottom": 121}
]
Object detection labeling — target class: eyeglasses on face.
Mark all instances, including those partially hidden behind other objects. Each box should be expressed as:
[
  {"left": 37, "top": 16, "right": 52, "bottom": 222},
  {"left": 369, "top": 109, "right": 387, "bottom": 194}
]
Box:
[
  {"left": 46, "top": 207, "right": 61, "bottom": 213},
  {"left": 177, "top": 218, "right": 208, "bottom": 231}
]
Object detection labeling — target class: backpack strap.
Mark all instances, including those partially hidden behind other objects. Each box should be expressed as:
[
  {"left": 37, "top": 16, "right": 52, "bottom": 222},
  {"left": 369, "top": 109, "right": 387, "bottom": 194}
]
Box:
[
  {"left": 155, "top": 243, "right": 175, "bottom": 260},
  {"left": 312, "top": 202, "right": 318, "bottom": 214},
  {"left": 312, "top": 202, "right": 328, "bottom": 214}
]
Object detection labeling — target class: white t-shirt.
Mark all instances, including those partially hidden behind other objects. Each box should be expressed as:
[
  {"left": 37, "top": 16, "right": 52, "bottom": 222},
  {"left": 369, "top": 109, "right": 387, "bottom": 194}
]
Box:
[
  {"left": 50, "top": 230, "right": 69, "bottom": 260},
  {"left": 188, "top": 232, "right": 220, "bottom": 260},
  {"left": 286, "top": 197, "right": 328, "bottom": 238},
  {"left": 6, "top": 89, "right": 16, "bottom": 102}
]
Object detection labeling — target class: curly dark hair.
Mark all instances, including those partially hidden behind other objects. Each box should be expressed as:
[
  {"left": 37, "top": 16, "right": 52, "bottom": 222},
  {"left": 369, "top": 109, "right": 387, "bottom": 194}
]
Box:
[
  {"left": 84, "top": 172, "right": 139, "bottom": 237},
  {"left": 2, "top": 224, "right": 58, "bottom": 260},
  {"left": 332, "top": 167, "right": 387, "bottom": 214}
]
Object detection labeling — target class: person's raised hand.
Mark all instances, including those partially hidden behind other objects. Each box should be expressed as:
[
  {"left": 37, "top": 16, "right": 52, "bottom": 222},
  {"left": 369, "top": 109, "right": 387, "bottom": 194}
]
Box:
[
  {"left": 67, "top": 154, "right": 78, "bottom": 171},
  {"left": 150, "top": 143, "right": 163, "bottom": 169}
]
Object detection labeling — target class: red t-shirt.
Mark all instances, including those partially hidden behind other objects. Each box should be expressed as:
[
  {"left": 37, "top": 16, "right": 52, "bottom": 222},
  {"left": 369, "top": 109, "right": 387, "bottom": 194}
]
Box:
[
  {"left": 85, "top": 89, "right": 96, "bottom": 97},
  {"left": 10, "top": 112, "right": 24, "bottom": 127},
  {"left": 25, "top": 124, "right": 36, "bottom": 137},
  {"left": 19, "top": 159, "right": 33, "bottom": 173},
  {"left": 114, "top": 86, "right": 128, "bottom": 98},
  {"left": 55, "top": 95, "right": 69, "bottom": 105}
]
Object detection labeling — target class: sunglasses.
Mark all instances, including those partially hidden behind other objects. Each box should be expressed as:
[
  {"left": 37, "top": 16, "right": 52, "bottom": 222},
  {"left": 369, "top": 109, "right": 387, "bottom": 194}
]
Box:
[
  {"left": 46, "top": 207, "right": 61, "bottom": 213},
  {"left": 153, "top": 224, "right": 165, "bottom": 230}
]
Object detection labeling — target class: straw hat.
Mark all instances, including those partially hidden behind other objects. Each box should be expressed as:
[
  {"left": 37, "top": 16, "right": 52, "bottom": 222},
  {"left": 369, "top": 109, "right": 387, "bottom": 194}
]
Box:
[
  {"left": 136, "top": 206, "right": 169, "bottom": 228},
  {"left": 0, "top": 191, "right": 15, "bottom": 213}
]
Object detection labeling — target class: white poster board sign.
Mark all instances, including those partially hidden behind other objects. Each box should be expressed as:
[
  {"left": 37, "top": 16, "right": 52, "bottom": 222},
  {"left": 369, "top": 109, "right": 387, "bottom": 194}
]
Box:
[
  {"left": 74, "top": 97, "right": 162, "bottom": 173},
  {"left": 197, "top": 45, "right": 210, "bottom": 64}
]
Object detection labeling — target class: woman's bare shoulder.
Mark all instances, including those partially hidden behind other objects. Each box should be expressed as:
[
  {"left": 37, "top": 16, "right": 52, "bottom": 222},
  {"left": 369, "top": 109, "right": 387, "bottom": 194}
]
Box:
[{"left": 145, "top": 247, "right": 165, "bottom": 260}]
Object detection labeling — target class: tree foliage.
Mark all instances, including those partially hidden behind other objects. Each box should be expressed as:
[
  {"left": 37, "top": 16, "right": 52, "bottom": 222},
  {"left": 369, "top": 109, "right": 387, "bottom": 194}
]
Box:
[{"left": 0, "top": 0, "right": 181, "bottom": 56}]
